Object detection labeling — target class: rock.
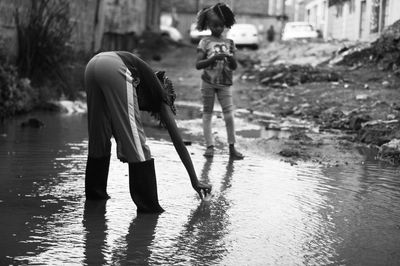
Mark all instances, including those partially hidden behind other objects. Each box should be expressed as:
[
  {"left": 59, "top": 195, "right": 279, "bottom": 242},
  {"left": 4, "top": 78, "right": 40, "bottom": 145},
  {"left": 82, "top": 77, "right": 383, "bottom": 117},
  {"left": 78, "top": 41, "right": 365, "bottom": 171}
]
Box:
[
  {"left": 289, "top": 131, "right": 313, "bottom": 141},
  {"left": 377, "top": 139, "right": 400, "bottom": 164},
  {"left": 348, "top": 114, "right": 371, "bottom": 131},
  {"left": 382, "top": 80, "right": 390, "bottom": 87},
  {"left": 20, "top": 118, "right": 44, "bottom": 128},
  {"left": 356, "top": 94, "right": 369, "bottom": 100},
  {"left": 279, "top": 148, "right": 300, "bottom": 157}
]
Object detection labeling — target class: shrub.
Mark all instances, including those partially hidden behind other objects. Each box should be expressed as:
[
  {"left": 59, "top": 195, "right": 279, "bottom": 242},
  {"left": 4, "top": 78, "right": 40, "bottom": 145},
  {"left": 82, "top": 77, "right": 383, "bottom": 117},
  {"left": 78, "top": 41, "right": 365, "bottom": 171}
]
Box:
[
  {"left": 15, "top": 0, "right": 75, "bottom": 99},
  {"left": 0, "top": 64, "right": 37, "bottom": 120}
]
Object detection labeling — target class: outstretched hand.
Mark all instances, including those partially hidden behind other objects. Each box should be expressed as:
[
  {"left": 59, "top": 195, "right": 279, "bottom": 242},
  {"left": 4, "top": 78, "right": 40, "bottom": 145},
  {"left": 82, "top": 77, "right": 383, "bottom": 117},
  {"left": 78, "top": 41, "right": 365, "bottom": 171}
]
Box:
[{"left": 193, "top": 181, "right": 212, "bottom": 200}]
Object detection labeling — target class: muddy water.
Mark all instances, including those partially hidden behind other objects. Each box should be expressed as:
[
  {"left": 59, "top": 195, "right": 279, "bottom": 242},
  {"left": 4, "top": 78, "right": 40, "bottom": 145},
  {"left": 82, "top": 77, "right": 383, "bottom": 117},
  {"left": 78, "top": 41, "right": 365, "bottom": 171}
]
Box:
[{"left": 1, "top": 110, "right": 400, "bottom": 265}]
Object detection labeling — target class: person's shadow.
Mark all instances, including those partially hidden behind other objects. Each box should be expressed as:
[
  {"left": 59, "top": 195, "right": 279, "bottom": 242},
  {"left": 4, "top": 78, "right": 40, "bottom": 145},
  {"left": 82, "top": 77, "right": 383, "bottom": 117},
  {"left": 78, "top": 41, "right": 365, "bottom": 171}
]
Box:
[
  {"left": 123, "top": 213, "right": 161, "bottom": 265},
  {"left": 82, "top": 200, "right": 109, "bottom": 266},
  {"left": 108, "top": 212, "right": 161, "bottom": 265},
  {"left": 83, "top": 200, "right": 161, "bottom": 265},
  {"left": 171, "top": 157, "right": 235, "bottom": 264}
]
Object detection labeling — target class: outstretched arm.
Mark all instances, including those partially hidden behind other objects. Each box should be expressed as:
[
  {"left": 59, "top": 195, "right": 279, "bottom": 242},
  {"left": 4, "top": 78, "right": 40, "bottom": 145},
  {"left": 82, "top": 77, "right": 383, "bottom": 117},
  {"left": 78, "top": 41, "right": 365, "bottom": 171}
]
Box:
[{"left": 159, "top": 103, "right": 211, "bottom": 199}]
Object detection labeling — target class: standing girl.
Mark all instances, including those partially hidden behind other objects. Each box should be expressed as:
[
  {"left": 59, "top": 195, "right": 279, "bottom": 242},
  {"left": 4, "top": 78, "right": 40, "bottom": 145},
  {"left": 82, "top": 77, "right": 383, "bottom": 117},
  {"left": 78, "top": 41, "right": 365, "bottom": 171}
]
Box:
[{"left": 195, "top": 3, "right": 244, "bottom": 159}]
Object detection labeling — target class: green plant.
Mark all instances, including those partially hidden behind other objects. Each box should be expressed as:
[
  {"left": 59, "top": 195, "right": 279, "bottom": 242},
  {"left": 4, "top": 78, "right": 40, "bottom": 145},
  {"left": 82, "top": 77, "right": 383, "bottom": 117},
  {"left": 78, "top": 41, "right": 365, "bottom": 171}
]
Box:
[
  {"left": 15, "top": 0, "right": 74, "bottom": 99},
  {"left": 0, "top": 64, "right": 37, "bottom": 120}
]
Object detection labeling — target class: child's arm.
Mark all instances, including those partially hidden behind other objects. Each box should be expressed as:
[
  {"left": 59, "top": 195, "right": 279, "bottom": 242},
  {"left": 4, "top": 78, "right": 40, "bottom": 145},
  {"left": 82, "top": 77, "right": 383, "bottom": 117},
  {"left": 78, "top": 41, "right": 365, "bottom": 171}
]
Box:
[
  {"left": 226, "top": 39, "right": 238, "bottom": 70},
  {"left": 225, "top": 54, "right": 237, "bottom": 70},
  {"left": 159, "top": 102, "right": 212, "bottom": 199},
  {"left": 196, "top": 50, "right": 226, "bottom": 70}
]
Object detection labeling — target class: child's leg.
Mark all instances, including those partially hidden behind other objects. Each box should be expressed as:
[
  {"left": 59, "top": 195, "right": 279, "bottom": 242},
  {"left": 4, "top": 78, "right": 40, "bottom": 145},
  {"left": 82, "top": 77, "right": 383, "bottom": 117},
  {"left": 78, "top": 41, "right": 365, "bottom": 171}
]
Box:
[
  {"left": 85, "top": 56, "right": 112, "bottom": 158},
  {"left": 217, "top": 86, "right": 244, "bottom": 159},
  {"left": 201, "top": 81, "right": 216, "bottom": 148},
  {"left": 216, "top": 86, "right": 236, "bottom": 145},
  {"left": 84, "top": 55, "right": 113, "bottom": 199}
]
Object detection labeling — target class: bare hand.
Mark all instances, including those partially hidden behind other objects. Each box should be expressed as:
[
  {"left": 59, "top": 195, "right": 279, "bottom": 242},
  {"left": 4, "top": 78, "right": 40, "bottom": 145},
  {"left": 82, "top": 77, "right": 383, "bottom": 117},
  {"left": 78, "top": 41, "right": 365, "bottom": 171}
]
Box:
[{"left": 193, "top": 181, "right": 212, "bottom": 200}]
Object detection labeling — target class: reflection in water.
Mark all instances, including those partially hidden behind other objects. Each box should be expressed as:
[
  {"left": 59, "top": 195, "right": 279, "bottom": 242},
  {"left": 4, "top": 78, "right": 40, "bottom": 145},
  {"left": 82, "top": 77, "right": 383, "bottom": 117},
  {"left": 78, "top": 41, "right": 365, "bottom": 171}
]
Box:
[
  {"left": 111, "top": 213, "right": 160, "bottom": 265},
  {"left": 83, "top": 200, "right": 108, "bottom": 266},
  {"left": 172, "top": 158, "right": 235, "bottom": 265}
]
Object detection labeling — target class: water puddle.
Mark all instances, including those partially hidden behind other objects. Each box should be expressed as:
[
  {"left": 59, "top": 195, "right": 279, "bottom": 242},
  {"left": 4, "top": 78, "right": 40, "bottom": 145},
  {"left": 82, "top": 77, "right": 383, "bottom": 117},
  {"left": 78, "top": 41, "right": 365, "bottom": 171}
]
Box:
[{"left": 0, "top": 111, "right": 399, "bottom": 265}]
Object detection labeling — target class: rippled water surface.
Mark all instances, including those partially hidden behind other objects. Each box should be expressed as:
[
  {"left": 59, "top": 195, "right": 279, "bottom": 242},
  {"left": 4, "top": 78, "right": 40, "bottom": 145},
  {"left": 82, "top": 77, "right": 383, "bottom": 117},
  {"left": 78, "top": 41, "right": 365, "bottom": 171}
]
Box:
[{"left": 1, "top": 112, "right": 400, "bottom": 265}]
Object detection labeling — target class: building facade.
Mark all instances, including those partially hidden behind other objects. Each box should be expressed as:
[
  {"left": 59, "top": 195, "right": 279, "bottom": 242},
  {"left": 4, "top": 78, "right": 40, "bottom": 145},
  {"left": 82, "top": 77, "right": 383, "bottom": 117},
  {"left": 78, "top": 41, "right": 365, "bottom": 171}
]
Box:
[
  {"left": 0, "top": 0, "right": 161, "bottom": 57},
  {"left": 304, "top": 0, "right": 400, "bottom": 41},
  {"left": 161, "top": 0, "right": 288, "bottom": 40}
]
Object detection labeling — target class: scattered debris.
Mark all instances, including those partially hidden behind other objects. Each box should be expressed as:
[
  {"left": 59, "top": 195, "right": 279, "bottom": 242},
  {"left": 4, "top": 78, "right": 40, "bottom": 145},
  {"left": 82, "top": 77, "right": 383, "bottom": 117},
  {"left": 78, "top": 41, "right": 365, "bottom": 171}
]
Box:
[
  {"left": 279, "top": 148, "right": 300, "bottom": 157},
  {"left": 255, "top": 64, "right": 340, "bottom": 87},
  {"left": 331, "top": 19, "right": 400, "bottom": 70}
]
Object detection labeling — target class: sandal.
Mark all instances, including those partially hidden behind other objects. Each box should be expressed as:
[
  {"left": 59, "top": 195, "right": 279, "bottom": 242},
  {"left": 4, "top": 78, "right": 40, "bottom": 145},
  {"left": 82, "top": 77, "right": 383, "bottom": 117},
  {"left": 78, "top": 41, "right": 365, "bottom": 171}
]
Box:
[
  {"left": 203, "top": 145, "right": 214, "bottom": 158},
  {"left": 229, "top": 144, "right": 244, "bottom": 160}
]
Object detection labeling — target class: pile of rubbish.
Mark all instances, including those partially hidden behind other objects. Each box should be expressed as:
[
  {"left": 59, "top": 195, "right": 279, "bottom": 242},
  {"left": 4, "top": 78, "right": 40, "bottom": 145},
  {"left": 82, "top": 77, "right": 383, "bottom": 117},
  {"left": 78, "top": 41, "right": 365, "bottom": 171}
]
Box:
[
  {"left": 254, "top": 64, "right": 340, "bottom": 88},
  {"left": 237, "top": 41, "right": 344, "bottom": 87},
  {"left": 331, "top": 19, "right": 400, "bottom": 71}
]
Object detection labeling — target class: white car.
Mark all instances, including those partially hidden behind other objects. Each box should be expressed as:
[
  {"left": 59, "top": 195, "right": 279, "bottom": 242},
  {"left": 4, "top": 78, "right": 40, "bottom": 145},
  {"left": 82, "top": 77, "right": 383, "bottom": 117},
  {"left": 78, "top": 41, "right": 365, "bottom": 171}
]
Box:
[
  {"left": 160, "top": 25, "right": 183, "bottom": 42},
  {"left": 281, "top": 22, "right": 319, "bottom": 41},
  {"left": 189, "top": 23, "right": 211, "bottom": 43},
  {"left": 226, "top": 24, "right": 260, "bottom": 49}
]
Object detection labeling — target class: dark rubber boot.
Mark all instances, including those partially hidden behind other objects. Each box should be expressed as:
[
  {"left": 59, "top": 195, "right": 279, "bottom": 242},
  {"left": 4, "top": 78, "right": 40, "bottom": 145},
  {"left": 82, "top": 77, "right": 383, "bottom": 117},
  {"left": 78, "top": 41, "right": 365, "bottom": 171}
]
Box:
[
  {"left": 129, "top": 159, "right": 165, "bottom": 213},
  {"left": 85, "top": 155, "right": 111, "bottom": 200}
]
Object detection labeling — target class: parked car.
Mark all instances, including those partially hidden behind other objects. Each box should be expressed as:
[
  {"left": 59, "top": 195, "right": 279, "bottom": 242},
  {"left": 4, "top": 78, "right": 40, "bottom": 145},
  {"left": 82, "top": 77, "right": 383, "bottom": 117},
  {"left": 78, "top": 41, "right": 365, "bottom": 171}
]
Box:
[
  {"left": 226, "top": 23, "right": 260, "bottom": 49},
  {"left": 281, "top": 22, "right": 319, "bottom": 41},
  {"left": 189, "top": 23, "right": 211, "bottom": 43},
  {"left": 160, "top": 25, "right": 183, "bottom": 42}
]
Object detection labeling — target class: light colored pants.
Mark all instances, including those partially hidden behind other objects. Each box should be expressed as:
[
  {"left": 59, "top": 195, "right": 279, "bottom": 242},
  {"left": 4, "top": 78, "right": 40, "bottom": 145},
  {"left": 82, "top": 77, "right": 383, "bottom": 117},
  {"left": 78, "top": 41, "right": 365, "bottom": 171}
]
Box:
[
  {"left": 201, "top": 80, "right": 236, "bottom": 147},
  {"left": 85, "top": 52, "right": 151, "bottom": 163}
]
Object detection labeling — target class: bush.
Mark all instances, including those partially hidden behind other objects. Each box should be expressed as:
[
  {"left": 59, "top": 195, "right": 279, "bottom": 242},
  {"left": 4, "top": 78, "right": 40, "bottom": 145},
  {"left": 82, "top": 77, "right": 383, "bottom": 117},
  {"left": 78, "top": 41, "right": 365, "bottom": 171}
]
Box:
[
  {"left": 15, "top": 0, "right": 75, "bottom": 99},
  {"left": 0, "top": 63, "right": 37, "bottom": 120}
]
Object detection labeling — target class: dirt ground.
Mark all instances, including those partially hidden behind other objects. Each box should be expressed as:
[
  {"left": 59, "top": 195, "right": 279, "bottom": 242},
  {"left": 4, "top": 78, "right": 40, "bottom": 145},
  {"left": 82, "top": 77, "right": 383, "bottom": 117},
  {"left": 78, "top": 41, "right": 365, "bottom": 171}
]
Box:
[{"left": 150, "top": 41, "right": 400, "bottom": 166}]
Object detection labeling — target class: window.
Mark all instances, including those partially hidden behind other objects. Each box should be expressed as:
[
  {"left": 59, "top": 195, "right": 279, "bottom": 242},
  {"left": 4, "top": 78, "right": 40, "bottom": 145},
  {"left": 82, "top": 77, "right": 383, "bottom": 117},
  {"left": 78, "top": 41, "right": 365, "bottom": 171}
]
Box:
[
  {"left": 370, "top": 0, "right": 380, "bottom": 33},
  {"left": 349, "top": 0, "right": 356, "bottom": 13},
  {"left": 381, "top": 0, "right": 390, "bottom": 31},
  {"left": 336, "top": 4, "right": 343, "bottom": 18}
]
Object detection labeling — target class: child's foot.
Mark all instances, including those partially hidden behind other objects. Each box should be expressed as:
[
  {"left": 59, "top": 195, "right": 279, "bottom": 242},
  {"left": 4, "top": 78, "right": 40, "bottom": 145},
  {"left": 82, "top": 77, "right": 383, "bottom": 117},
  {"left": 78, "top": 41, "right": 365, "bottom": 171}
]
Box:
[
  {"left": 229, "top": 144, "right": 244, "bottom": 160},
  {"left": 204, "top": 145, "right": 214, "bottom": 158}
]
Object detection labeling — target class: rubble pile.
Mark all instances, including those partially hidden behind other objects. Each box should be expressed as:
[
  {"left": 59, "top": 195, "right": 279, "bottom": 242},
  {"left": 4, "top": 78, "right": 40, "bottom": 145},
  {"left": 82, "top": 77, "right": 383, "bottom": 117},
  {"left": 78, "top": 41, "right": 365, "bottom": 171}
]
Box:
[
  {"left": 372, "top": 19, "right": 400, "bottom": 70},
  {"left": 255, "top": 64, "right": 340, "bottom": 87},
  {"left": 332, "top": 19, "right": 400, "bottom": 71},
  {"left": 377, "top": 139, "right": 400, "bottom": 164}
]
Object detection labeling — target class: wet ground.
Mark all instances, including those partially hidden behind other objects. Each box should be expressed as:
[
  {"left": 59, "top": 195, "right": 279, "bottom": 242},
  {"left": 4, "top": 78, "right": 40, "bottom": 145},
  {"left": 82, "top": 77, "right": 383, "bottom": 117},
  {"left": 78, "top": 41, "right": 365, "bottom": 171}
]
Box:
[{"left": 1, "top": 107, "right": 400, "bottom": 265}]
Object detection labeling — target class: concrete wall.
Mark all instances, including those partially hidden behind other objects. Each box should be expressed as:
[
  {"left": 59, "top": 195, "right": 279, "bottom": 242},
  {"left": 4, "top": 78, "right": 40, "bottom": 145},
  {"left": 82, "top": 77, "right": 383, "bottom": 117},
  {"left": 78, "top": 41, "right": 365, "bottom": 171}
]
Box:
[
  {"left": 0, "top": 0, "right": 27, "bottom": 59},
  {"left": 328, "top": 1, "right": 359, "bottom": 40},
  {"left": 0, "top": 0, "right": 161, "bottom": 56},
  {"left": 387, "top": 0, "right": 400, "bottom": 26},
  {"left": 103, "top": 0, "right": 147, "bottom": 34},
  {"left": 0, "top": 0, "right": 99, "bottom": 56}
]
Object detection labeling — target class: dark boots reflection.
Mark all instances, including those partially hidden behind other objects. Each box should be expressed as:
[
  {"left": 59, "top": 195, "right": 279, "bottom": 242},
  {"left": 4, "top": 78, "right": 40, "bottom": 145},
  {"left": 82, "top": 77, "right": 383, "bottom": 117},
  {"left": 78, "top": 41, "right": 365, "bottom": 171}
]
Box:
[
  {"left": 129, "top": 159, "right": 165, "bottom": 213},
  {"left": 83, "top": 200, "right": 108, "bottom": 266}
]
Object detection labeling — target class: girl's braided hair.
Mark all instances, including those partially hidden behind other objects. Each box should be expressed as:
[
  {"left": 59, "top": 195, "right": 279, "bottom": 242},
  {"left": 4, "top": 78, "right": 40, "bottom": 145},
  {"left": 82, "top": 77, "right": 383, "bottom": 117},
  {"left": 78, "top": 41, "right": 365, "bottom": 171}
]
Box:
[{"left": 196, "top": 3, "right": 235, "bottom": 31}]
